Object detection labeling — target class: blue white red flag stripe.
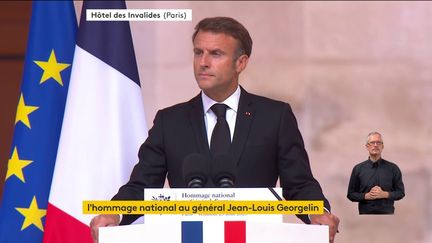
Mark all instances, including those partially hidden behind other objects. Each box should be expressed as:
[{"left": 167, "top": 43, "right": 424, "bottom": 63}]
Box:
[
  {"left": 225, "top": 221, "right": 246, "bottom": 243},
  {"left": 182, "top": 221, "right": 203, "bottom": 243},
  {"left": 98, "top": 220, "right": 329, "bottom": 243},
  {"left": 181, "top": 221, "right": 247, "bottom": 243}
]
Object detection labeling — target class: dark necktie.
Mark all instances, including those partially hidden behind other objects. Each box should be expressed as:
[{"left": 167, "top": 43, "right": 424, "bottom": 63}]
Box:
[{"left": 210, "top": 103, "right": 231, "bottom": 156}]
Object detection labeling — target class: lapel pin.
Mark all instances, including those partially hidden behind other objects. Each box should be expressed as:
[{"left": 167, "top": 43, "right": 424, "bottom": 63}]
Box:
[{"left": 245, "top": 111, "right": 251, "bottom": 116}]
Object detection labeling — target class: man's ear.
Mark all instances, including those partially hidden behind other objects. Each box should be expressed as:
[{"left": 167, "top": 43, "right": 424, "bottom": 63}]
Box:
[{"left": 235, "top": 54, "right": 249, "bottom": 73}]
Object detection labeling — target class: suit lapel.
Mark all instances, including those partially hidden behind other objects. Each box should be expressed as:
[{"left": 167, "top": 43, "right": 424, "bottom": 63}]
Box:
[
  {"left": 230, "top": 87, "right": 254, "bottom": 165},
  {"left": 188, "top": 93, "right": 211, "bottom": 157}
]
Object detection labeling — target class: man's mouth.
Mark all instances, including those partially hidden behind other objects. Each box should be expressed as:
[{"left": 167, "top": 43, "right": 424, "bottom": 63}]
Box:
[{"left": 199, "top": 73, "right": 213, "bottom": 77}]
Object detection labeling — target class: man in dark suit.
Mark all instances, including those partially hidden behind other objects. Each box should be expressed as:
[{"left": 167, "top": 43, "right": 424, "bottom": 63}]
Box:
[{"left": 91, "top": 16, "right": 339, "bottom": 242}]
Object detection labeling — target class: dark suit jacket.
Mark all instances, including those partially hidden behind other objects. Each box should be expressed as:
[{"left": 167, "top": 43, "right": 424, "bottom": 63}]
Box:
[{"left": 113, "top": 87, "right": 330, "bottom": 224}]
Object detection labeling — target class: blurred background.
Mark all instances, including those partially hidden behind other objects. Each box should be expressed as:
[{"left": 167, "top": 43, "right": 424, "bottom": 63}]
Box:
[{"left": 1, "top": 1, "right": 431, "bottom": 242}]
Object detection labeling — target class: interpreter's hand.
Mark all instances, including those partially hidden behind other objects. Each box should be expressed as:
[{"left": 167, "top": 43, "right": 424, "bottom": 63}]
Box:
[
  {"left": 364, "top": 192, "right": 375, "bottom": 200},
  {"left": 89, "top": 214, "right": 120, "bottom": 243},
  {"left": 369, "top": 186, "right": 389, "bottom": 199},
  {"left": 310, "top": 212, "right": 340, "bottom": 243}
]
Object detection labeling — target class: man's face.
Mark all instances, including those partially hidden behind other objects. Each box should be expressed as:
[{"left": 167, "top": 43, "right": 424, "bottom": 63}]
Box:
[
  {"left": 366, "top": 134, "right": 384, "bottom": 157},
  {"left": 193, "top": 30, "right": 248, "bottom": 101}
]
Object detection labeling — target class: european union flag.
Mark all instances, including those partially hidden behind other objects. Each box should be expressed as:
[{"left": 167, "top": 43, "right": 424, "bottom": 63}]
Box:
[{"left": 0, "top": 1, "right": 77, "bottom": 242}]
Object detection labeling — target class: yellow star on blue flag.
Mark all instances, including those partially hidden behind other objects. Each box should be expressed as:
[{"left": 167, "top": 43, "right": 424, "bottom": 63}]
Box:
[
  {"left": 15, "top": 196, "right": 47, "bottom": 232},
  {"left": 5, "top": 147, "right": 33, "bottom": 183},
  {"left": 34, "top": 49, "right": 71, "bottom": 86},
  {"left": 15, "top": 93, "right": 39, "bottom": 129}
]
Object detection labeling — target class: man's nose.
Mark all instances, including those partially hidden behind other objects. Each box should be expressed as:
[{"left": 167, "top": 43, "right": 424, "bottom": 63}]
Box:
[{"left": 199, "top": 53, "right": 210, "bottom": 67}]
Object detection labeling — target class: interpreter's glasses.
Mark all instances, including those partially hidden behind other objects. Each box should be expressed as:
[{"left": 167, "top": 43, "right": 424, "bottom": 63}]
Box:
[{"left": 368, "top": 141, "right": 383, "bottom": 146}]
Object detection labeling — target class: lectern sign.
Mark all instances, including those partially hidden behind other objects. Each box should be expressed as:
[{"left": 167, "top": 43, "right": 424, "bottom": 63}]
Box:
[
  {"left": 144, "top": 188, "right": 283, "bottom": 223},
  {"left": 98, "top": 188, "right": 328, "bottom": 243}
]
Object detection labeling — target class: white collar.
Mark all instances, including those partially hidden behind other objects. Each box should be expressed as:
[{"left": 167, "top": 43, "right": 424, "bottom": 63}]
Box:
[{"left": 201, "top": 86, "right": 241, "bottom": 113}]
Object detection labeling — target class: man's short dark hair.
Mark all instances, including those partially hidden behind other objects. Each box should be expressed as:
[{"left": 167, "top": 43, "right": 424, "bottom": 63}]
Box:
[{"left": 192, "top": 17, "right": 253, "bottom": 58}]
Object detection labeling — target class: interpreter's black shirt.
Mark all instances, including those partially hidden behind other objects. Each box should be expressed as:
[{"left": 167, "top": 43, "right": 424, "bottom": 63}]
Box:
[{"left": 347, "top": 158, "right": 405, "bottom": 214}]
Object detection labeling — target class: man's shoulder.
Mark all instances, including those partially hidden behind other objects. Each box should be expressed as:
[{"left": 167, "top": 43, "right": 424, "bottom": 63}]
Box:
[
  {"left": 381, "top": 159, "right": 401, "bottom": 169},
  {"left": 245, "top": 90, "right": 287, "bottom": 104},
  {"left": 242, "top": 89, "right": 292, "bottom": 111},
  {"left": 158, "top": 94, "right": 201, "bottom": 114},
  {"left": 160, "top": 101, "right": 191, "bottom": 112},
  {"left": 353, "top": 160, "right": 370, "bottom": 169}
]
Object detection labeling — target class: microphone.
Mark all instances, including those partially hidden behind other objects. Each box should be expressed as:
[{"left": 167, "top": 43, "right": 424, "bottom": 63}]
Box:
[
  {"left": 211, "top": 154, "right": 236, "bottom": 188},
  {"left": 182, "top": 153, "right": 210, "bottom": 188}
]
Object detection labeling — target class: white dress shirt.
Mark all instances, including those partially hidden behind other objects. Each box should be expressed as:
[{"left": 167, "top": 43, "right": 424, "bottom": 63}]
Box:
[{"left": 201, "top": 86, "right": 241, "bottom": 146}]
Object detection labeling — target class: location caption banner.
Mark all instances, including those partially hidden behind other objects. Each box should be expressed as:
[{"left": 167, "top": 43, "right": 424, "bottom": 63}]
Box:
[{"left": 86, "top": 9, "right": 192, "bottom": 21}]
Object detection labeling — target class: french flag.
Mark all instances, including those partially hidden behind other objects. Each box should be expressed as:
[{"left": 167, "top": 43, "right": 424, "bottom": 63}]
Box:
[
  {"left": 99, "top": 220, "right": 329, "bottom": 243},
  {"left": 182, "top": 221, "right": 246, "bottom": 243},
  {"left": 44, "top": 1, "right": 147, "bottom": 242}
]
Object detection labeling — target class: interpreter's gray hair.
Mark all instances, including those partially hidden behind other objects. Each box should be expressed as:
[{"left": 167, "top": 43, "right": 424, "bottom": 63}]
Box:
[{"left": 366, "top": 131, "right": 383, "bottom": 144}]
